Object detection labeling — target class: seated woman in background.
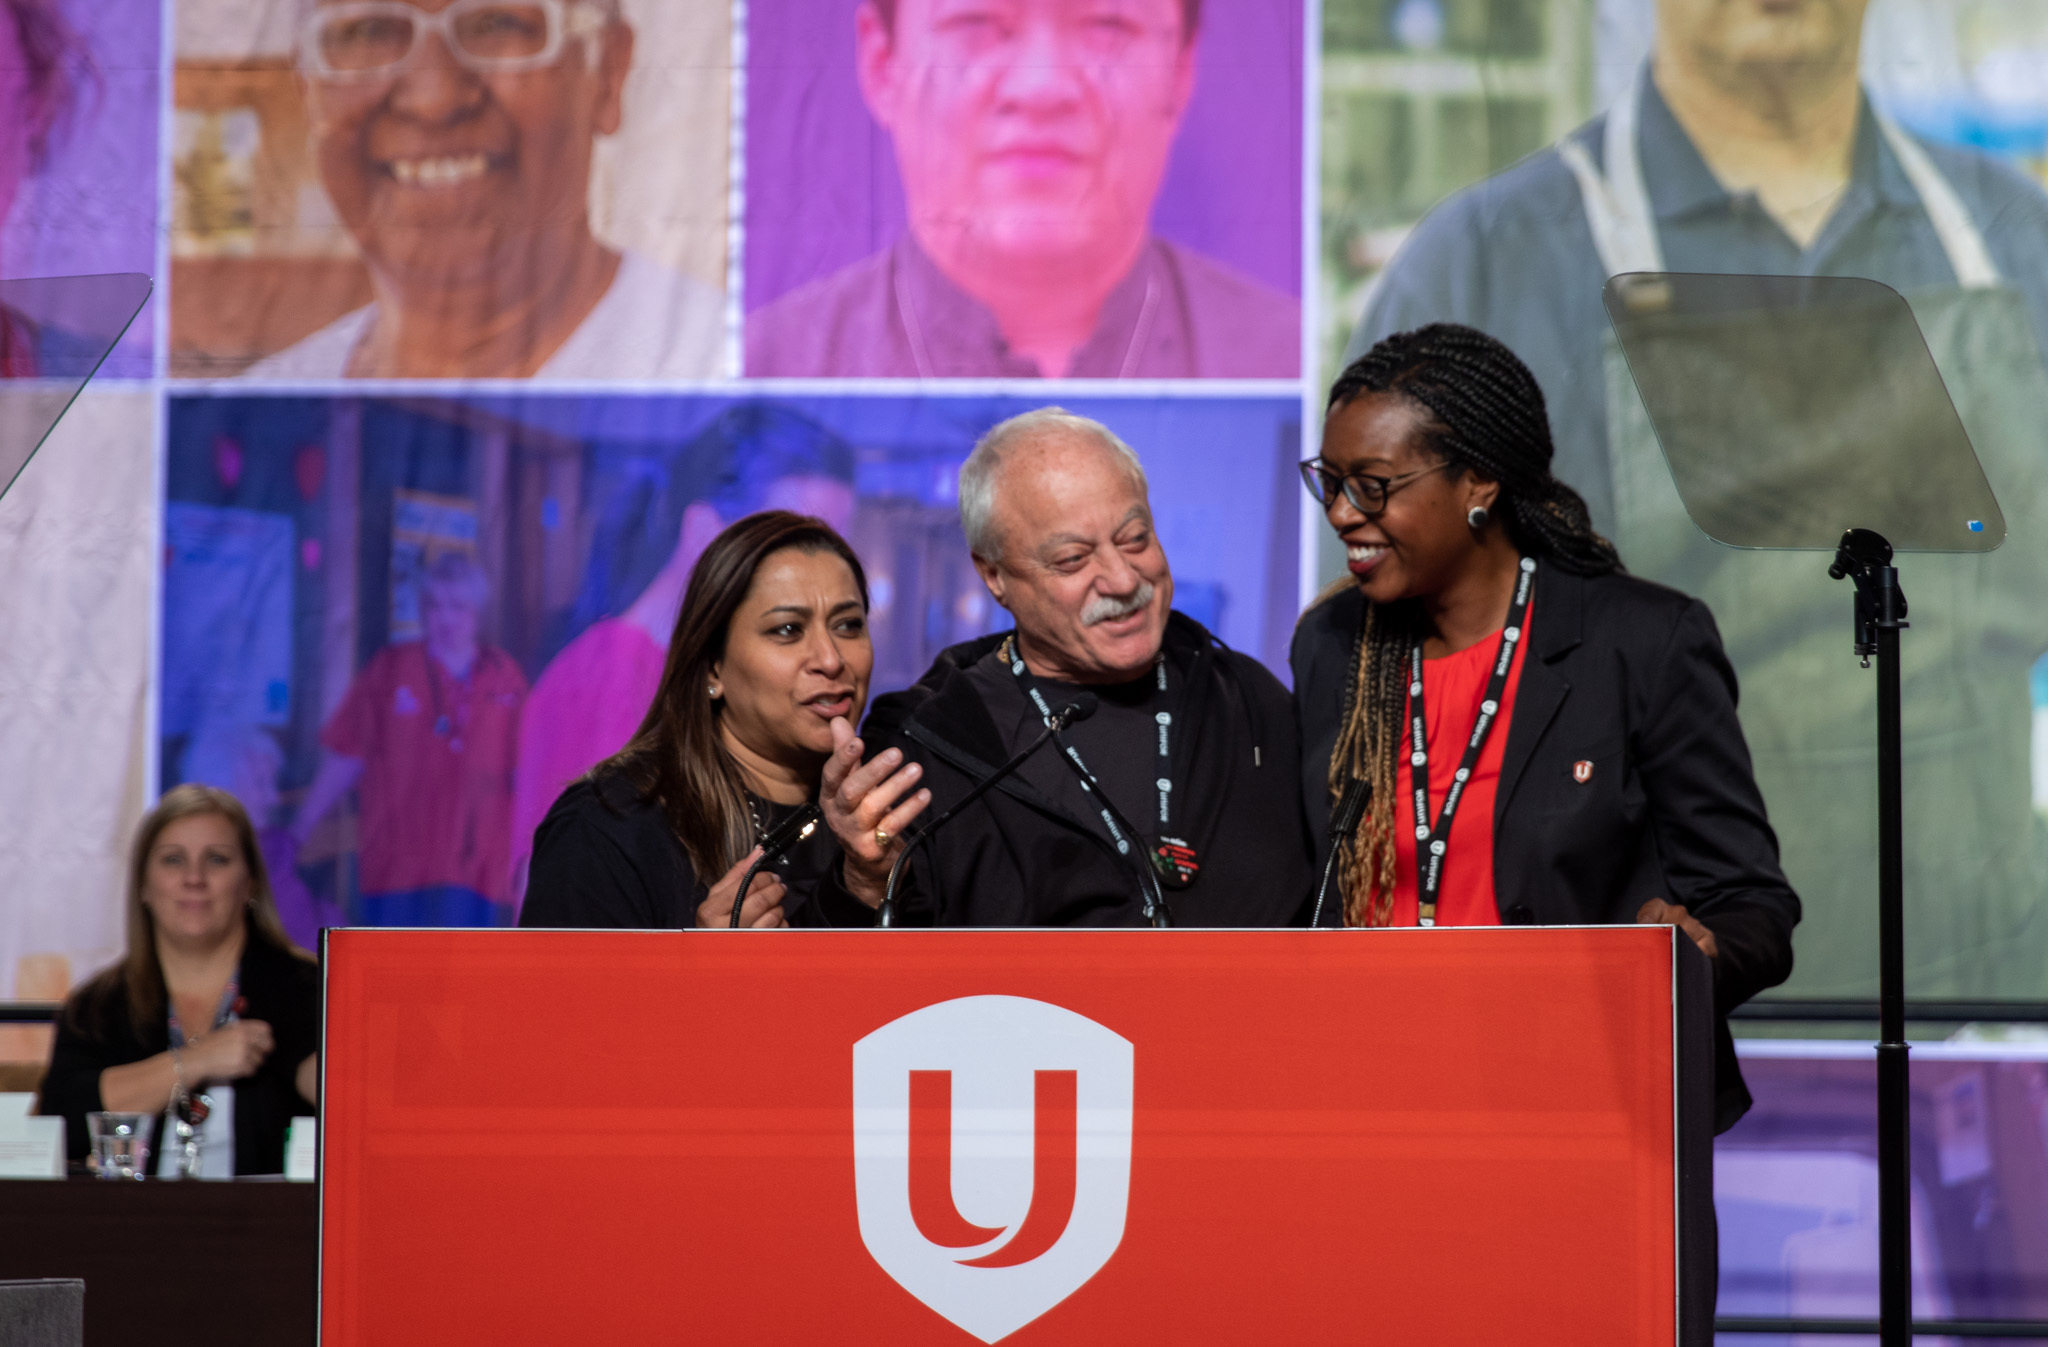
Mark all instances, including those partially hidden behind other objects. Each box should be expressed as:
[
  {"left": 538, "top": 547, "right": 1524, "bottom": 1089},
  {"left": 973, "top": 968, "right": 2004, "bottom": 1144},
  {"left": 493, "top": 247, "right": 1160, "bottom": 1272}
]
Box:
[
  {"left": 41, "top": 785, "right": 319, "bottom": 1175},
  {"left": 520, "top": 512, "right": 929, "bottom": 929},
  {"left": 1291, "top": 323, "right": 1799, "bottom": 1133}
]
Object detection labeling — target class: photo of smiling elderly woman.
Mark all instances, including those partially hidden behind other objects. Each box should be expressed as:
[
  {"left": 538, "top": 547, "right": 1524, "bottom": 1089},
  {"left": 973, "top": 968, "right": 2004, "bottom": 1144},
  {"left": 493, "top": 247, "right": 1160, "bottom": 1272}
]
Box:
[{"left": 170, "top": 0, "right": 727, "bottom": 380}]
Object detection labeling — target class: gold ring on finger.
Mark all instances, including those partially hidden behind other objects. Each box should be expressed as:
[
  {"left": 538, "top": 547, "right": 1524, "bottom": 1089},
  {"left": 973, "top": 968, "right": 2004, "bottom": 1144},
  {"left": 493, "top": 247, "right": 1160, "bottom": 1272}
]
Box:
[{"left": 874, "top": 827, "right": 892, "bottom": 847}]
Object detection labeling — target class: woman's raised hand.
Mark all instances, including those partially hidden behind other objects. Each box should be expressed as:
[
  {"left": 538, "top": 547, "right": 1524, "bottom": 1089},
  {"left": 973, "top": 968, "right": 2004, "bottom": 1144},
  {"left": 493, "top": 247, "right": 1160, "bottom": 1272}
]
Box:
[
  {"left": 698, "top": 847, "right": 788, "bottom": 929},
  {"left": 822, "top": 717, "right": 932, "bottom": 908}
]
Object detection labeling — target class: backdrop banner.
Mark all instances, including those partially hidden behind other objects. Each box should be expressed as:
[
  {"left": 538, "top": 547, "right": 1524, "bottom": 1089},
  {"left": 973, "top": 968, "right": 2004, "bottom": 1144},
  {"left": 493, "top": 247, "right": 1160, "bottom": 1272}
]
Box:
[{"left": 0, "top": 0, "right": 2045, "bottom": 1319}]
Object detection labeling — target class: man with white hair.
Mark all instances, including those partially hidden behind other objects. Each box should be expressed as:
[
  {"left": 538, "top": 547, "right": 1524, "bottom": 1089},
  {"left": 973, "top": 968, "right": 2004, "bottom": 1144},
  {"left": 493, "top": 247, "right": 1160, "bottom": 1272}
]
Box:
[{"left": 841, "top": 407, "right": 1312, "bottom": 925}]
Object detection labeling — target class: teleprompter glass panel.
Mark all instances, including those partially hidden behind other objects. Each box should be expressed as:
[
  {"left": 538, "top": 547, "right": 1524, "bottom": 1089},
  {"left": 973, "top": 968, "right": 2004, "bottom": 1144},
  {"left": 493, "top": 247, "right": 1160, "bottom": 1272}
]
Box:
[
  {"left": 1602, "top": 272, "right": 1999, "bottom": 553},
  {"left": 0, "top": 273, "right": 153, "bottom": 503}
]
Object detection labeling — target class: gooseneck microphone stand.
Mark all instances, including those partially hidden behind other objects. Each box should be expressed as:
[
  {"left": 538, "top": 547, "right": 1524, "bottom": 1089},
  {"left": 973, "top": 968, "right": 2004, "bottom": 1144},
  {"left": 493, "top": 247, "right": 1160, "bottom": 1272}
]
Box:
[
  {"left": 1828, "top": 527, "right": 1910, "bottom": 1347},
  {"left": 1310, "top": 777, "right": 1372, "bottom": 929},
  {"left": 877, "top": 697, "right": 1096, "bottom": 928},
  {"left": 729, "top": 803, "right": 824, "bottom": 928}
]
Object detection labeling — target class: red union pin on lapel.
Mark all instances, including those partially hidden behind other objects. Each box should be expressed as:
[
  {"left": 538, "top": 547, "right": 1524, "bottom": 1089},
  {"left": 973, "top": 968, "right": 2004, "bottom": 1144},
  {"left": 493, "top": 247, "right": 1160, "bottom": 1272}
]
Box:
[{"left": 1573, "top": 760, "right": 1595, "bottom": 784}]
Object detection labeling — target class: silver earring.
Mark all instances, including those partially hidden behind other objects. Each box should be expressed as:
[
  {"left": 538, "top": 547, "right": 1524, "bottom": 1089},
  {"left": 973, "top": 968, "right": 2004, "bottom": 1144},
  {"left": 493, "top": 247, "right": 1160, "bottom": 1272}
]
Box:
[
  {"left": 1467, "top": 505, "right": 1490, "bottom": 530},
  {"left": 708, "top": 684, "right": 722, "bottom": 699}
]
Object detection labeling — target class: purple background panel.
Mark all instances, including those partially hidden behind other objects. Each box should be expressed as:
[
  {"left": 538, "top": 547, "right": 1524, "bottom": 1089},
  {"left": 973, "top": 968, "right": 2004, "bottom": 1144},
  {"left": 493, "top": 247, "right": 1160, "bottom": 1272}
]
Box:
[
  {"left": 744, "top": 0, "right": 1304, "bottom": 313},
  {"left": 0, "top": 0, "right": 160, "bottom": 375}
]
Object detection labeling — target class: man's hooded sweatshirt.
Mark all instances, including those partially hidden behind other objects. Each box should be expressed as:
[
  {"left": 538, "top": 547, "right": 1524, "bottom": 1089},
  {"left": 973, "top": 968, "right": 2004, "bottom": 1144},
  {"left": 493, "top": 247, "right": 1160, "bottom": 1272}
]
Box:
[{"left": 862, "top": 612, "right": 1315, "bottom": 927}]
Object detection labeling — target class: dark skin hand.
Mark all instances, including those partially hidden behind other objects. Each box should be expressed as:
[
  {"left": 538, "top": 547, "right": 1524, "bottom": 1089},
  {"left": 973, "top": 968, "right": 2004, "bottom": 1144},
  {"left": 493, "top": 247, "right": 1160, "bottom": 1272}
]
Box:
[{"left": 1636, "top": 898, "right": 1720, "bottom": 960}]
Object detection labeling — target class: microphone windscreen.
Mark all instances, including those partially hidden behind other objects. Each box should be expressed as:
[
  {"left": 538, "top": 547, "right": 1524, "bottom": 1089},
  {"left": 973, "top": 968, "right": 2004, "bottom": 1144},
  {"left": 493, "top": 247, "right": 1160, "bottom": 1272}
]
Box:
[
  {"left": 757, "top": 801, "right": 823, "bottom": 859},
  {"left": 1060, "top": 692, "right": 1100, "bottom": 725},
  {"left": 1329, "top": 776, "right": 1372, "bottom": 839}
]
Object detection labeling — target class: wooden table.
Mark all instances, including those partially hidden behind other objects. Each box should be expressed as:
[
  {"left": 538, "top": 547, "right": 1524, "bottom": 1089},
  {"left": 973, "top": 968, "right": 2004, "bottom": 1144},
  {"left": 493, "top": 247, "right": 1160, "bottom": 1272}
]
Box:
[{"left": 0, "top": 1178, "right": 315, "bottom": 1346}]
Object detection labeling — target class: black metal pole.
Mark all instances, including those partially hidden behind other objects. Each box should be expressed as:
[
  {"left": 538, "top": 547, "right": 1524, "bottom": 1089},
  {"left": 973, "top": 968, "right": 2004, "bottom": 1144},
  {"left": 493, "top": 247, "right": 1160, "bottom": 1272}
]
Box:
[
  {"left": 1873, "top": 565, "right": 1910, "bottom": 1347},
  {"left": 1830, "top": 529, "right": 1911, "bottom": 1347}
]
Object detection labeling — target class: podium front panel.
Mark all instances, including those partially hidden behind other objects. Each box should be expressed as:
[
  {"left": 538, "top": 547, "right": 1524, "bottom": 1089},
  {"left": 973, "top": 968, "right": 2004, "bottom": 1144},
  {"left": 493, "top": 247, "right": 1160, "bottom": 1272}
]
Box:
[{"left": 320, "top": 927, "right": 1686, "bottom": 1344}]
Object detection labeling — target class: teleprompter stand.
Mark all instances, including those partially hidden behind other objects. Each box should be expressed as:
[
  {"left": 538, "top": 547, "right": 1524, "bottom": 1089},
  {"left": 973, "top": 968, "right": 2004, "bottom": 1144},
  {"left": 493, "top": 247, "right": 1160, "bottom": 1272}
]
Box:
[
  {"left": 1604, "top": 272, "right": 2006, "bottom": 1347},
  {"left": 1828, "top": 527, "right": 1911, "bottom": 1340}
]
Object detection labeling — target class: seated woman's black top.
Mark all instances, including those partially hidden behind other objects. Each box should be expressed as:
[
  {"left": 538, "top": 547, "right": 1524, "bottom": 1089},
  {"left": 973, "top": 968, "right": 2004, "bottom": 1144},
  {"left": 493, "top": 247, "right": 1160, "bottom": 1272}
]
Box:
[
  {"left": 521, "top": 771, "right": 871, "bottom": 928},
  {"left": 40, "top": 933, "right": 320, "bottom": 1174}
]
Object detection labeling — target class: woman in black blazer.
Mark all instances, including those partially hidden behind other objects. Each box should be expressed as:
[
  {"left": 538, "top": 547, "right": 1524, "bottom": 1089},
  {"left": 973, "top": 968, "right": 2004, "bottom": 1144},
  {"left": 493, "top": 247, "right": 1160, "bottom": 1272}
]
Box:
[{"left": 1291, "top": 323, "right": 1798, "bottom": 1132}]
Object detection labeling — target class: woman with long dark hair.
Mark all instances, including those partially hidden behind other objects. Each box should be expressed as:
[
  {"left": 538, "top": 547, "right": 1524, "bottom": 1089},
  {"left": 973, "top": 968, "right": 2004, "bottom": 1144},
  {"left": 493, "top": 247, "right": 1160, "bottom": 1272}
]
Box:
[
  {"left": 1291, "top": 323, "right": 1798, "bottom": 1132},
  {"left": 521, "top": 511, "right": 928, "bottom": 928},
  {"left": 40, "top": 784, "right": 320, "bottom": 1175}
]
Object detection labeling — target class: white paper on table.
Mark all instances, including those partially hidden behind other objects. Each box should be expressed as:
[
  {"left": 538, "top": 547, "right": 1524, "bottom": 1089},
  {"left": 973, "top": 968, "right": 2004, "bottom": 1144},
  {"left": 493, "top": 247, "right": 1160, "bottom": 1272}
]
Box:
[
  {"left": 286, "top": 1116, "right": 316, "bottom": 1181},
  {"left": 0, "top": 1115, "right": 64, "bottom": 1178}
]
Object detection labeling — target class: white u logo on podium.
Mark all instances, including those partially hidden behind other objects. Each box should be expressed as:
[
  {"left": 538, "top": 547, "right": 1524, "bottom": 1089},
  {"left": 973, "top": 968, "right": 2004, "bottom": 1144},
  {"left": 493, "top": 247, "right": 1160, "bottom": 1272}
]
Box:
[{"left": 853, "top": 996, "right": 1135, "bottom": 1343}]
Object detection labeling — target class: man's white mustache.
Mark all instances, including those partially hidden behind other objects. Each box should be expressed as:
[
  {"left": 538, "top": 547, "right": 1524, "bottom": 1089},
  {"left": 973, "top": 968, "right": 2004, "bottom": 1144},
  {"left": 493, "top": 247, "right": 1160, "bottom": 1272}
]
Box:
[{"left": 1081, "top": 581, "right": 1155, "bottom": 626}]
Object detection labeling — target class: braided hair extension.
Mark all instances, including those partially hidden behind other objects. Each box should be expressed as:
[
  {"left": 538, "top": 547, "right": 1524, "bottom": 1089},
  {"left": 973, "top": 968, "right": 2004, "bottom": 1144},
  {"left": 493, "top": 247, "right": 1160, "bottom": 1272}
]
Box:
[{"left": 1323, "top": 323, "right": 1621, "bottom": 926}]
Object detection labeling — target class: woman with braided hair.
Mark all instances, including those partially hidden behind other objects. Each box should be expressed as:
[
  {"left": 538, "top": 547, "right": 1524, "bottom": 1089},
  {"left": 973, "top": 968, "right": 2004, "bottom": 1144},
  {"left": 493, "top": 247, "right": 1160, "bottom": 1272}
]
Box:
[{"left": 1290, "top": 322, "right": 1797, "bottom": 1133}]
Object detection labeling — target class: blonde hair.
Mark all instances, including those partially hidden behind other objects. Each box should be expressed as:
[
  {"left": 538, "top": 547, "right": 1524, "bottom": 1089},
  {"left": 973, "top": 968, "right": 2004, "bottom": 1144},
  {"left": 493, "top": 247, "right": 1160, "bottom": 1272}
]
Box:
[{"left": 1324, "top": 588, "right": 1415, "bottom": 926}]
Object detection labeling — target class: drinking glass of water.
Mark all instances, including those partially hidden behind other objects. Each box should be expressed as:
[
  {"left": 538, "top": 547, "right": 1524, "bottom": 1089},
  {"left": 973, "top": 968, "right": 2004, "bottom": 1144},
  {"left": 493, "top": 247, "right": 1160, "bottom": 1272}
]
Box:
[{"left": 86, "top": 1112, "right": 153, "bottom": 1180}]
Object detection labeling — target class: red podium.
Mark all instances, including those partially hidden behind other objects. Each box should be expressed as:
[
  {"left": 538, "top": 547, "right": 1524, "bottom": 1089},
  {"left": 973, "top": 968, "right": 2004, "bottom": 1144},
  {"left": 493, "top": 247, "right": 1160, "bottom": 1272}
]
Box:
[{"left": 319, "top": 927, "right": 1714, "bottom": 1345}]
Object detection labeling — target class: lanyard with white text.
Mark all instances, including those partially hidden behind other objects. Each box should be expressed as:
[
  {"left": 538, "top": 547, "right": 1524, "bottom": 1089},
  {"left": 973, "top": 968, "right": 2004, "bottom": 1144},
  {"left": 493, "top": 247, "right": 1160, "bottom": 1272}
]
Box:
[
  {"left": 1001, "top": 634, "right": 1198, "bottom": 887},
  {"left": 1408, "top": 557, "right": 1534, "bottom": 926}
]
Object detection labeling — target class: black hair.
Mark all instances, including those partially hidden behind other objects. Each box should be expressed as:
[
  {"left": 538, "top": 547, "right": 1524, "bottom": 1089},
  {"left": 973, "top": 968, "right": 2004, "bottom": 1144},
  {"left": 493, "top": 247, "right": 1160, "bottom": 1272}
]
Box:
[
  {"left": 603, "top": 511, "right": 870, "bottom": 883},
  {"left": 1325, "top": 322, "right": 1619, "bottom": 578}
]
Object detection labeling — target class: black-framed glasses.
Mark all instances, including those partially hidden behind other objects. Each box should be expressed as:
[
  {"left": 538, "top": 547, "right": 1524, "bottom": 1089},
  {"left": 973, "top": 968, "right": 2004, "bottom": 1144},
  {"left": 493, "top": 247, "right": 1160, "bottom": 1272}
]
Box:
[{"left": 1298, "top": 459, "right": 1441, "bottom": 516}]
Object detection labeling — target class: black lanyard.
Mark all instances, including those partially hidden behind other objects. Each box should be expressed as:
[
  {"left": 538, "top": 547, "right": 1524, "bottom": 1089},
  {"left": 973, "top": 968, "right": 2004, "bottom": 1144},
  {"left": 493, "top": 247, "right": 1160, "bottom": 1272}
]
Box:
[
  {"left": 1408, "top": 558, "right": 1534, "bottom": 926},
  {"left": 1001, "top": 634, "right": 1198, "bottom": 888}
]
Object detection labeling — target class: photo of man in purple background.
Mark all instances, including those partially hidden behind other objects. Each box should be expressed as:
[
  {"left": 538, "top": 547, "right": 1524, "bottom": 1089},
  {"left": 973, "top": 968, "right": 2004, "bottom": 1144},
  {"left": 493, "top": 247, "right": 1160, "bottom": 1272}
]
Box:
[{"left": 746, "top": 0, "right": 1299, "bottom": 379}]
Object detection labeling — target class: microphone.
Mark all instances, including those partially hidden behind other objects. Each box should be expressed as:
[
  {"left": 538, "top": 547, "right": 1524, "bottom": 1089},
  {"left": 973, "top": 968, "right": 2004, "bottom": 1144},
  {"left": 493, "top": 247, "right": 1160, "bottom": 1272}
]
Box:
[
  {"left": 1310, "top": 777, "right": 1372, "bottom": 928},
  {"left": 1044, "top": 729, "right": 1174, "bottom": 929},
  {"left": 877, "top": 695, "right": 1096, "bottom": 927},
  {"left": 727, "top": 801, "right": 823, "bottom": 928}
]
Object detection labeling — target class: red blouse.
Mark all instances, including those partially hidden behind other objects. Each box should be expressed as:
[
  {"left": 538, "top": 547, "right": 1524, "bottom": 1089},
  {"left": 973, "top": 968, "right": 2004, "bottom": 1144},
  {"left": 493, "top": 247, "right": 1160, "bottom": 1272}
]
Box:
[{"left": 1385, "top": 603, "right": 1534, "bottom": 927}]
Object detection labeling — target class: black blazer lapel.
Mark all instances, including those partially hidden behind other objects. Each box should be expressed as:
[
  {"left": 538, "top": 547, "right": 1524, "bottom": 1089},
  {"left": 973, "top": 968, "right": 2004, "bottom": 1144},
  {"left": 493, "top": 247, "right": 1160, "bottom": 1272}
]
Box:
[
  {"left": 1495, "top": 562, "right": 1585, "bottom": 818},
  {"left": 1497, "top": 660, "right": 1569, "bottom": 819}
]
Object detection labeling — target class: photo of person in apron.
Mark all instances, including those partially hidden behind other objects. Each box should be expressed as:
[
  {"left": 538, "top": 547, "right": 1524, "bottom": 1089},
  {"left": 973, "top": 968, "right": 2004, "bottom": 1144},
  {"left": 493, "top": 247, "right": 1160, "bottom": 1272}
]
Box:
[{"left": 1346, "top": 0, "right": 2048, "bottom": 997}]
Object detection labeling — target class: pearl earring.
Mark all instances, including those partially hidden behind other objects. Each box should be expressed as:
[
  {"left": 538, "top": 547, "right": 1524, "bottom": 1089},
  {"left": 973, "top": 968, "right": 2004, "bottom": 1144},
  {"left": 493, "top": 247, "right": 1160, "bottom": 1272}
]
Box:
[
  {"left": 1467, "top": 505, "right": 1491, "bottom": 530},
  {"left": 708, "top": 684, "right": 722, "bottom": 699}
]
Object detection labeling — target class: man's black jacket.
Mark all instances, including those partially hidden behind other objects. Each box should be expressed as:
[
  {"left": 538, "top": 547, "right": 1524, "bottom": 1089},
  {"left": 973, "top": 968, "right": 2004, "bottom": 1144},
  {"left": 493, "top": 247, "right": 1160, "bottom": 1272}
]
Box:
[
  {"left": 1293, "top": 563, "right": 1800, "bottom": 1130},
  {"left": 864, "top": 613, "right": 1315, "bottom": 926}
]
